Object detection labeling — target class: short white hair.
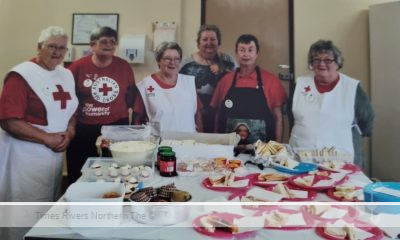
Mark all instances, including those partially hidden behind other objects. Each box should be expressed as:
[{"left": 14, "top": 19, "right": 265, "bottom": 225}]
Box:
[{"left": 37, "top": 26, "right": 68, "bottom": 44}]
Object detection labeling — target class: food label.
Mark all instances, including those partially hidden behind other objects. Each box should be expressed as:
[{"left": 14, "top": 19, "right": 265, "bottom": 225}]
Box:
[{"left": 160, "top": 161, "right": 175, "bottom": 173}]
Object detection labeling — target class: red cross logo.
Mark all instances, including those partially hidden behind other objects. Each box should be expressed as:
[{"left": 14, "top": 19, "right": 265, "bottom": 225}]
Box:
[
  {"left": 99, "top": 83, "right": 112, "bottom": 96},
  {"left": 147, "top": 85, "right": 155, "bottom": 93},
  {"left": 53, "top": 85, "right": 71, "bottom": 109},
  {"left": 304, "top": 85, "right": 311, "bottom": 92}
]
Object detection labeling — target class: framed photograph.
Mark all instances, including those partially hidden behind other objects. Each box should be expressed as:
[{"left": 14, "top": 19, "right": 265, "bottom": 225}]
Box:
[{"left": 72, "top": 13, "right": 119, "bottom": 45}]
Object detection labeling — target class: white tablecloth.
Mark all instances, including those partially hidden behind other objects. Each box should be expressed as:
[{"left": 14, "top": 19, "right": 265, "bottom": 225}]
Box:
[{"left": 25, "top": 161, "right": 398, "bottom": 240}]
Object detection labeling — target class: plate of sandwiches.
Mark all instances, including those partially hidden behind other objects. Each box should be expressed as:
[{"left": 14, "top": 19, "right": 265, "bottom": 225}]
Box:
[
  {"left": 266, "top": 183, "right": 317, "bottom": 201},
  {"left": 315, "top": 219, "right": 384, "bottom": 240},
  {"left": 288, "top": 174, "right": 349, "bottom": 191},
  {"left": 326, "top": 185, "right": 364, "bottom": 202},
  {"left": 193, "top": 212, "right": 262, "bottom": 238},
  {"left": 271, "top": 158, "right": 317, "bottom": 174},
  {"left": 252, "top": 172, "right": 290, "bottom": 187},
  {"left": 253, "top": 206, "right": 314, "bottom": 230},
  {"left": 301, "top": 205, "right": 359, "bottom": 222},
  {"left": 203, "top": 172, "right": 251, "bottom": 191},
  {"left": 318, "top": 160, "right": 361, "bottom": 174}
]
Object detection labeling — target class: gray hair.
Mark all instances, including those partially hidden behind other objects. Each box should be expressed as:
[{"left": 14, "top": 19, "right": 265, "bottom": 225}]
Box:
[
  {"left": 196, "top": 24, "right": 221, "bottom": 46},
  {"left": 308, "top": 39, "right": 344, "bottom": 69},
  {"left": 90, "top": 26, "right": 118, "bottom": 44},
  {"left": 154, "top": 41, "right": 182, "bottom": 63},
  {"left": 37, "top": 26, "right": 68, "bottom": 44}
]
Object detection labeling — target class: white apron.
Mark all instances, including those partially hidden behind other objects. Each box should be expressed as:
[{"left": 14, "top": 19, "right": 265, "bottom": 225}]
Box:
[
  {"left": 0, "top": 62, "right": 78, "bottom": 202},
  {"left": 289, "top": 73, "right": 358, "bottom": 161},
  {"left": 137, "top": 73, "right": 197, "bottom": 135}
]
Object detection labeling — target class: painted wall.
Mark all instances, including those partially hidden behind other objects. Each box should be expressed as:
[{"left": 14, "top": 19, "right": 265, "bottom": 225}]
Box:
[
  {"left": 0, "top": 0, "right": 201, "bottom": 85},
  {"left": 294, "top": 0, "right": 398, "bottom": 91}
]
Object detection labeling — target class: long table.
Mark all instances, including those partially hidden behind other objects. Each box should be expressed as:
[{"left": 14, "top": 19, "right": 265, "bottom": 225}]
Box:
[{"left": 25, "top": 161, "right": 397, "bottom": 239}]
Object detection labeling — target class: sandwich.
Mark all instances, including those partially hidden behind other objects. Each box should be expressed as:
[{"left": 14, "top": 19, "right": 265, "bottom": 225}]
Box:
[
  {"left": 324, "top": 226, "right": 347, "bottom": 238},
  {"left": 200, "top": 214, "right": 239, "bottom": 233},
  {"left": 293, "top": 175, "right": 314, "bottom": 187},
  {"left": 200, "top": 216, "right": 215, "bottom": 233},
  {"left": 334, "top": 185, "right": 363, "bottom": 200},
  {"left": 324, "top": 221, "right": 356, "bottom": 240},
  {"left": 273, "top": 183, "right": 295, "bottom": 199},
  {"left": 265, "top": 210, "right": 289, "bottom": 228},
  {"left": 224, "top": 172, "right": 236, "bottom": 186},
  {"left": 279, "top": 158, "right": 299, "bottom": 169},
  {"left": 209, "top": 174, "right": 226, "bottom": 186},
  {"left": 307, "top": 205, "right": 330, "bottom": 216},
  {"left": 257, "top": 173, "right": 288, "bottom": 182}
]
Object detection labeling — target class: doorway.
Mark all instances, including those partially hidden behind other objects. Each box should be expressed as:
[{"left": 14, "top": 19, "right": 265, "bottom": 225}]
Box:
[{"left": 202, "top": 0, "right": 294, "bottom": 142}]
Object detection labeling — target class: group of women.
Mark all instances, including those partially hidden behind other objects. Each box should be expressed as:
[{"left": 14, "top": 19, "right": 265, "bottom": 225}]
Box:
[{"left": 0, "top": 24, "right": 374, "bottom": 205}]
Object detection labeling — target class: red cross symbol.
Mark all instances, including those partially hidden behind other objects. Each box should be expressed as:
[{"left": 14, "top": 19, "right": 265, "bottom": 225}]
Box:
[
  {"left": 304, "top": 85, "right": 311, "bottom": 92},
  {"left": 147, "top": 85, "right": 155, "bottom": 93},
  {"left": 52, "top": 85, "right": 71, "bottom": 109},
  {"left": 99, "top": 83, "right": 112, "bottom": 96}
]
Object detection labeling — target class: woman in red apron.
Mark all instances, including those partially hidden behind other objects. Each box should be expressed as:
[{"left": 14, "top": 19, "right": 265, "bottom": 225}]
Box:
[{"left": 211, "top": 34, "right": 286, "bottom": 146}]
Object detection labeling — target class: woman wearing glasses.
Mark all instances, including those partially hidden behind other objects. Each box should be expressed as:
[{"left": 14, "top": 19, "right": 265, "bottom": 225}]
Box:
[
  {"left": 66, "top": 26, "right": 136, "bottom": 184},
  {"left": 289, "top": 40, "right": 374, "bottom": 167},
  {"left": 0, "top": 26, "right": 78, "bottom": 203},
  {"left": 134, "top": 42, "right": 203, "bottom": 134}
]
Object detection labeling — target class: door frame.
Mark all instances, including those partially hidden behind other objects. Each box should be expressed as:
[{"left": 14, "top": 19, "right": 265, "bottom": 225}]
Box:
[{"left": 201, "top": 0, "right": 295, "bottom": 130}]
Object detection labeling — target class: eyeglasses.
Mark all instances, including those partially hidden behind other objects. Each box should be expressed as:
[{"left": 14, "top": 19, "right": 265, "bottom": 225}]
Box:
[
  {"left": 98, "top": 39, "right": 117, "bottom": 46},
  {"left": 312, "top": 58, "right": 335, "bottom": 65},
  {"left": 161, "top": 57, "right": 181, "bottom": 63},
  {"left": 45, "top": 44, "right": 68, "bottom": 53}
]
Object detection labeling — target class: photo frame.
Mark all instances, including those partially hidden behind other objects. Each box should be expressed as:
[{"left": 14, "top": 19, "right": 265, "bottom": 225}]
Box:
[{"left": 72, "top": 13, "right": 119, "bottom": 45}]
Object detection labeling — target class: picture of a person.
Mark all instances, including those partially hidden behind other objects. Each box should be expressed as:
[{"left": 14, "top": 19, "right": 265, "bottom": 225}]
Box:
[{"left": 234, "top": 122, "right": 255, "bottom": 156}]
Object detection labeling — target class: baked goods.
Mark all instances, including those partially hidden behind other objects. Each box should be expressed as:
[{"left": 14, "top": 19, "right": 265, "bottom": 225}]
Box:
[
  {"left": 272, "top": 183, "right": 295, "bottom": 199},
  {"left": 293, "top": 175, "right": 315, "bottom": 187},
  {"left": 209, "top": 174, "right": 226, "bottom": 185},
  {"left": 257, "top": 173, "right": 288, "bottom": 182},
  {"left": 102, "top": 191, "right": 121, "bottom": 198},
  {"left": 228, "top": 159, "right": 241, "bottom": 169},
  {"left": 307, "top": 205, "right": 330, "bottom": 216},
  {"left": 200, "top": 215, "right": 239, "bottom": 233},
  {"left": 130, "top": 191, "right": 152, "bottom": 202},
  {"left": 321, "top": 160, "right": 346, "bottom": 170},
  {"left": 265, "top": 210, "right": 290, "bottom": 228},
  {"left": 209, "top": 173, "right": 236, "bottom": 186},
  {"left": 255, "top": 140, "right": 288, "bottom": 157},
  {"left": 171, "top": 190, "right": 191, "bottom": 202},
  {"left": 324, "top": 222, "right": 356, "bottom": 240},
  {"left": 224, "top": 172, "right": 235, "bottom": 186},
  {"left": 214, "top": 157, "right": 227, "bottom": 167},
  {"left": 333, "top": 185, "right": 364, "bottom": 200},
  {"left": 279, "top": 158, "right": 299, "bottom": 169}
]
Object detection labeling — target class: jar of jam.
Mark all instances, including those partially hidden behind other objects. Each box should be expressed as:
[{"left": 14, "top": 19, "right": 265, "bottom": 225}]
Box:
[
  {"left": 159, "top": 151, "right": 176, "bottom": 177},
  {"left": 157, "top": 146, "right": 173, "bottom": 169}
]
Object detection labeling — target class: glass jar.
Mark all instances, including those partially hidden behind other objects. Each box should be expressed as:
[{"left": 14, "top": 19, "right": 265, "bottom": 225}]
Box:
[
  {"left": 157, "top": 146, "right": 173, "bottom": 169},
  {"left": 159, "top": 151, "right": 176, "bottom": 177}
]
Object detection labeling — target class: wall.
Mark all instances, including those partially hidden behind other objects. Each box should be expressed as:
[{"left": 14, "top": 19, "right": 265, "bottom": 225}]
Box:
[{"left": 0, "top": 0, "right": 201, "bottom": 87}]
